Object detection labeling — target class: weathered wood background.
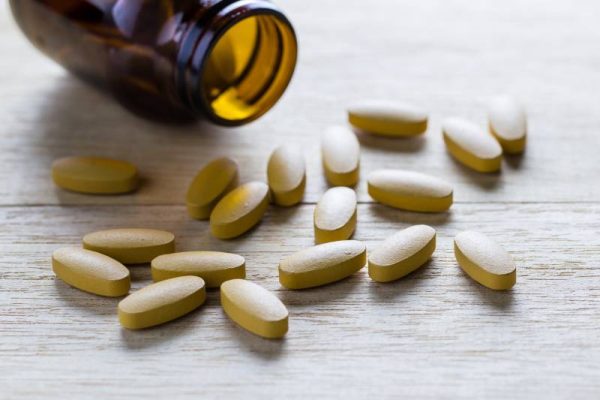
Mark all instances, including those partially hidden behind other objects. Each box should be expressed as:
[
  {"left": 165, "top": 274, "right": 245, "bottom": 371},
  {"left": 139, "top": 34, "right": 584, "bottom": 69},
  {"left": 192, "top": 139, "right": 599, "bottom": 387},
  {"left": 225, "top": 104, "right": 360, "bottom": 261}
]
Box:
[{"left": 1, "top": 0, "right": 599, "bottom": 398}]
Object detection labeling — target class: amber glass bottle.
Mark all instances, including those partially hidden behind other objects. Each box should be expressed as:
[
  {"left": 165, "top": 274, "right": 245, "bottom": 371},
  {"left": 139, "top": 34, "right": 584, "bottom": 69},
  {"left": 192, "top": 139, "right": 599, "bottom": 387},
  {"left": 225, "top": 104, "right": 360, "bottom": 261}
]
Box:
[{"left": 9, "top": 0, "right": 298, "bottom": 125}]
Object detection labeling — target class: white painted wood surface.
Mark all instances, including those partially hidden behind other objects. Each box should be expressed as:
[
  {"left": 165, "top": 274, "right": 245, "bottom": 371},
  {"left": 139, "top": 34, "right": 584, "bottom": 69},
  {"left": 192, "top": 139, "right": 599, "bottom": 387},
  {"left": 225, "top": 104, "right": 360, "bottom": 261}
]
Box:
[{"left": 1, "top": 1, "right": 599, "bottom": 398}]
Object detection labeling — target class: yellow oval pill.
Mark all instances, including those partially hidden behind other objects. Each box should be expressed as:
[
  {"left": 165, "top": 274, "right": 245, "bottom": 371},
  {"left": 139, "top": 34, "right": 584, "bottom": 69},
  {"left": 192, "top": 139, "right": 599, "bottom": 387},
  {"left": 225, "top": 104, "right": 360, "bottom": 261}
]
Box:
[
  {"left": 52, "top": 156, "right": 138, "bottom": 194},
  {"left": 151, "top": 251, "right": 245, "bottom": 288},
  {"left": 321, "top": 126, "right": 360, "bottom": 187},
  {"left": 488, "top": 96, "right": 527, "bottom": 154},
  {"left": 314, "top": 187, "right": 357, "bottom": 244},
  {"left": 210, "top": 181, "right": 270, "bottom": 239},
  {"left": 267, "top": 145, "right": 306, "bottom": 206},
  {"left": 367, "top": 169, "right": 453, "bottom": 212},
  {"left": 348, "top": 101, "right": 428, "bottom": 137},
  {"left": 118, "top": 276, "right": 206, "bottom": 329},
  {"left": 454, "top": 231, "right": 516, "bottom": 290},
  {"left": 368, "top": 225, "right": 436, "bottom": 282},
  {"left": 186, "top": 157, "right": 239, "bottom": 220},
  {"left": 221, "top": 279, "right": 288, "bottom": 339},
  {"left": 442, "top": 118, "right": 503, "bottom": 173},
  {"left": 83, "top": 228, "right": 175, "bottom": 264},
  {"left": 52, "top": 247, "right": 130, "bottom": 297},
  {"left": 279, "top": 240, "right": 366, "bottom": 289}
]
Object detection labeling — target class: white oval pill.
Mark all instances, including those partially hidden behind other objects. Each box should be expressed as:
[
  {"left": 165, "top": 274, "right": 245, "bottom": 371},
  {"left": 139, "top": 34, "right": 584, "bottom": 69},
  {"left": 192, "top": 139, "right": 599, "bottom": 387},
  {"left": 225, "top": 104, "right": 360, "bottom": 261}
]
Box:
[
  {"left": 210, "top": 181, "right": 270, "bottom": 239},
  {"left": 367, "top": 169, "right": 453, "bottom": 212},
  {"left": 118, "top": 276, "right": 206, "bottom": 329},
  {"left": 267, "top": 145, "right": 306, "bottom": 206},
  {"left": 454, "top": 231, "right": 516, "bottom": 290},
  {"left": 279, "top": 240, "right": 366, "bottom": 289},
  {"left": 442, "top": 117, "right": 503, "bottom": 173},
  {"left": 83, "top": 228, "right": 175, "bottom": 264},
  {"left": 186, "top": 157, "right": 239, "bottom": 220},
  {"left": 151, "top": 251, "right": 245, "bottom": 287},
  {"left": 348, "top": 100, "right": 428, "bottom": 137},
  {"left": 52, "top": 247, "right": 130, "bottom": 297},
  {"left": 314, "top": 187, "right": 357, "bottom": 244},
  {"left": 368, "top": 225, "right": 436, "bottom": 282},
  {"left": 321, "top": 126, "right": 360, "bottom": 187},
  {"left": 221, "top": 279, "right": 288, "bottom": 339},
  {"left": 488, "top": 96, "right": 527, "bottom": 154},
  {"left": 52, "top": 156, "right": 139, "bottom": 194}
]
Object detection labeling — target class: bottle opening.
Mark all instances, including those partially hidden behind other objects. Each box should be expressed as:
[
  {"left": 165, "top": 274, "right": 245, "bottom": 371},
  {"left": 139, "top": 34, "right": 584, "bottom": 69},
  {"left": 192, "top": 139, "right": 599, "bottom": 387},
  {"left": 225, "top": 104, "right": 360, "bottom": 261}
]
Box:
[{"left": 201, "top": 13, "right": 297, "bottom": 125}]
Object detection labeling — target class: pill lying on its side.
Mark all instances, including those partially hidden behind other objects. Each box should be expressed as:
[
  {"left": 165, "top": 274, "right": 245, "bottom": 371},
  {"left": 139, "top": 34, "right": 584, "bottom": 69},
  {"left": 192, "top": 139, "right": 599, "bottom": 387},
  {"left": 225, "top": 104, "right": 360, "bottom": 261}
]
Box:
[
  {"left": 221, "top": 279, "right": 289, "bottom": 339},
  {"left": 488, "top": 96, "right": 527, "bottom": 154},
  {"left": 454, "top": 231, "right": 516, "bottom": 290},
  {"left": 267, "top": 145, "right": 306, "bottom": 206},
  {"left": 314, "top": 187, "right": 357, "bottom": 244},
  {"left": 321, "top": 126, "right": 360, "bottom": 187},
  {"left": 348, "top": 100, "right": 428, "bottom": 137},
  {"left": 83, "top": 228, "right": 175, "bottom": 264}
]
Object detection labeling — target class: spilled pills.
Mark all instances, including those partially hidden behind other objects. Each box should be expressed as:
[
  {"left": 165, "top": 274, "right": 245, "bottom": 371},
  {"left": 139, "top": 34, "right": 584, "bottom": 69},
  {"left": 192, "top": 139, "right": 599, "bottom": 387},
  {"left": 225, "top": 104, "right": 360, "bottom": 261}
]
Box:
[
  {"left": 488, "top": 95, "right": 527, "bottom": 154},
  {"left": 321, "top": 126, "right": 360, "bottom": 187},
  {"left": 314, "top": 186, "right": 357, "bottom": 244},
  {"left": 83, "top": 228, "right": 175, "bottom": 264},
  {"left": 267, "top": 145, "right": 306, "bottom": 206},
  {"left": 348, "top": 100, "right": 428, "bottom": 137}
]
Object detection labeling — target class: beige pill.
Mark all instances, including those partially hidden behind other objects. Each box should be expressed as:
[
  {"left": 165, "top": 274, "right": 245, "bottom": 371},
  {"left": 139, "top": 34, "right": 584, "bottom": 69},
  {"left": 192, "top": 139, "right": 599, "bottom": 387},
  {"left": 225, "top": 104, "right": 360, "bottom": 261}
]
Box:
[
  {"left": 454, "top": 231, "right": 516, "bottom": 290},
  {"left": 151, "top": 251, "right": 245, "bottom": 288},
  {"left": 314, "top": 187, "right": 357, "bottom": 244},
  {"left": 267, "top": 145, "right": 306, "bottom": 206},
  {"left": 52, "top": 247, "right": 130, "bottom": 297},
  {"left": 52, "top": 156, "right": 138, "bottom": 194},
  {"left": 368, "top": 225, "right": 436, "bottom": 282},
  {"left": 442, "top": 118, "right": 502, "bottom": 173},
  {"left": 367, "top": 169, "right": 453, "bottom": 212},
  {"left": 210, "top": 181, "right": 270, "bottom": 239},
  {"left": 118, "top": 276, "right": 206, "bottom": 330},
  {"left": 83, "top": 228, "right": 175, "bottom": 264},
  {"left": 186, "top": 157, "right": 239, "bottom": 220},
  {"left": 279, "top": 240, "right": 366, "bottom": 289},
  {"left": 321, "top": 126, "right": 360, "bottom": 187},
  {"left": 488, "top": 96, "right": 527, "bottom": 154},
  {"left": 221, "top": 279, "right": 288, "bottom": 339},
  {"left": 348, "top": 100, "right": 428, "bottom": 137}
]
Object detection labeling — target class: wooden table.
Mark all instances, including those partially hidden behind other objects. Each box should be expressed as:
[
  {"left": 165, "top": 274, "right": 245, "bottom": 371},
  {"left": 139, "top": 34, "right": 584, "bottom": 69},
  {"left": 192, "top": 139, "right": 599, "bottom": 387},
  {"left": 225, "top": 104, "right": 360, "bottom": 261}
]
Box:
[{"left": 1, "top": 1, "right": 599, "bottom": 398}]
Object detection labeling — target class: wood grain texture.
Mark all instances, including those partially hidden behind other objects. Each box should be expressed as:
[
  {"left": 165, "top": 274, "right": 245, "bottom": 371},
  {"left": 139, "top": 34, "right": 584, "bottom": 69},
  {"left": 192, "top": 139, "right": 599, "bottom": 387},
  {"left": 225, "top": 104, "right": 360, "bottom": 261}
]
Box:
[{"left": 1, "top": 0, "right": 600, "bottom": 398}]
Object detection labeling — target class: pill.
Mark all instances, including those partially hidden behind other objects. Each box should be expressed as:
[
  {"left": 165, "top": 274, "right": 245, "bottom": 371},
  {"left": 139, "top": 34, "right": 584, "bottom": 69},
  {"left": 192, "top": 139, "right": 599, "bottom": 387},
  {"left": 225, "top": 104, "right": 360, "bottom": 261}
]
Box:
[
  {"left": 454, "top": 231, "right": 516, "bottom": 290},
  {"left": 151, "top": 251, "right": 245, "bottom": 288},
  {"left": 368, "top": 225, "right": 436, "bottom": 282},
  {"left": 321, "top": 126, "right": 360, "bottom": 187},
  {"left": 51, "top": 156, "right": 138, "bottom": 194},
  {"left": 221, "top": 279, "right": 288, "bottom": 339},
  {"left": 210, "top": 181, "right": 270, "bottom": 239},
  {"left": 118, "top": 276, "right": 206, "bottom": 329},
  {"left": 83, "top": 228, "right": 175, "bottom": 264},
  {"left": 186, "top": 157, "right": 239, "bottom": 220},
  {"left": 488, "top": 96, "right": 527, "bottom": 154},
  {"left": 348, "top": 100, "right": 428, "bottom": 137},
  {"left": 267, "top": 145, "right": 306, "bottom": 206},
  {"left": 52, "top": 247, "right": 130, "bottom": 297},
  {"left": 367, "top": 169, "right": 453, "bottom": 212},
  {"left": 442, "top": 118, "right": 503, "bottom": 173},
  {"left": 314, "top": 187, "right": 357, "bottom": 244},
  {"left": 279, "top": 240, "right": 366, "bottom": 289}
]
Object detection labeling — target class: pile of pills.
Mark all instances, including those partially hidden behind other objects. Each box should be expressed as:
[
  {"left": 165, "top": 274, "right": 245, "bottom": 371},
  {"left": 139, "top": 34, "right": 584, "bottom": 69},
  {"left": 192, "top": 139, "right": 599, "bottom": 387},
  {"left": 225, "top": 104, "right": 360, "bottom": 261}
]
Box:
[{"left": 50, "top": 96, "right": 525, "bottom": 339}]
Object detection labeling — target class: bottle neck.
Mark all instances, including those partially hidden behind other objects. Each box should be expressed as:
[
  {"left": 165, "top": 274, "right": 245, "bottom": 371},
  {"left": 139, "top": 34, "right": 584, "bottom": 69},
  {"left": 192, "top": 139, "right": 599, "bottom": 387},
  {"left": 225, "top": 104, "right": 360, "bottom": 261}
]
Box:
[{"left": 177, "top": 0, "right": 297, "bottom": 126}]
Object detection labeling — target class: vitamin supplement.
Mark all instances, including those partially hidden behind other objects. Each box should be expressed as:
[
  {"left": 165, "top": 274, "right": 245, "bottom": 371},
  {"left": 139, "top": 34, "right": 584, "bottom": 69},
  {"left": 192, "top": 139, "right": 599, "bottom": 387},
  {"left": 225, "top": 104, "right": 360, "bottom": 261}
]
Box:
[
  {"left": 52, "top": 247, "right": 130, "bottom": 297},
  {"left": 279, "top": 240, "right": 366, "bottom": 289},
  {"left": 221, "top": 279, "right": 288, "bottom": 339},
  {"left": 368, "top": 225, "right": 436, "bottom": 282},
  {"left": 488, "top": 96, "right": 527, "bottom": 154},
  {"left": 83, "top": 228, "right": 175, "bottom": 264},
  {"left": 118, "top": 276, "right": 206, "bottom": 330},
  {"left": 186, "top": 157, "right": 239, "bottom": 220},
  {"left": 52, "top": 156, "right": 138, "bottom": 195},
  {"left": 210, "top": 181, "right": 270, "bottom": 239},
  {"left": 442, "top": 118, "right": 503, "bottom": 173},
  {"left": 321, "top": 126, "right": 360, "bottom": 187},
  {"left": 367, "top": 169, "right": 453, "bottom": 212},
  {"left": 314, "top": 187, "right": 357, "bottom": 244},
  {"left": 267, "top": 145, "right": 306, "bottom": 206},
  {"left": 454, "top": 231, "right": 516, "bottom": 290},
  {"left": 348, "top": 101, "right": 428, "bottom": 137},
  {"left": 151, "top": 251, "right": 245, "bottom": 288}
]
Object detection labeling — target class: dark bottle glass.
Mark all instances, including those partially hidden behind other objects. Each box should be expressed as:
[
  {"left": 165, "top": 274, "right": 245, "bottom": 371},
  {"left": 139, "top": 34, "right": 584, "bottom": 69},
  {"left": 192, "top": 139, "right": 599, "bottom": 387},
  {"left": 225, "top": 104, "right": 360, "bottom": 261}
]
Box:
[{"left": 9, "top": 0, "right": 298, "bottom": 125}]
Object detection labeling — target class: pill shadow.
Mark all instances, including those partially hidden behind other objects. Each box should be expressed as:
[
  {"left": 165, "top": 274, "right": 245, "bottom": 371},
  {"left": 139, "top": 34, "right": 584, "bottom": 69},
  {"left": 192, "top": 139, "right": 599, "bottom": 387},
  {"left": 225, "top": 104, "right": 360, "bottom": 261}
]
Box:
[
  {"left": 446, "top": 156, "right": 501, "bottom": 191},
  {"left": 53, "top": 279, "right": 120, "bottom": 316},
  {"left": 220, "top": 311, "right": 287, "bottom": 360},
  {"left": 368, "top": 203, "right": 453, "bottom": 227},
  {"left": 277, "top": 272, "right": 364, "bottom": 306},
  {"left": 367, "top": 260, "right": 434, "bottom": 301},
  {"left": 354, "top": 130, "right": 427, "bottom": 153},
  {"left": 458, "top": 269, "right": 515, "bottom": 311},
  {"left": 503, "top": 153, "right": 525, "bottom": 170}
]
